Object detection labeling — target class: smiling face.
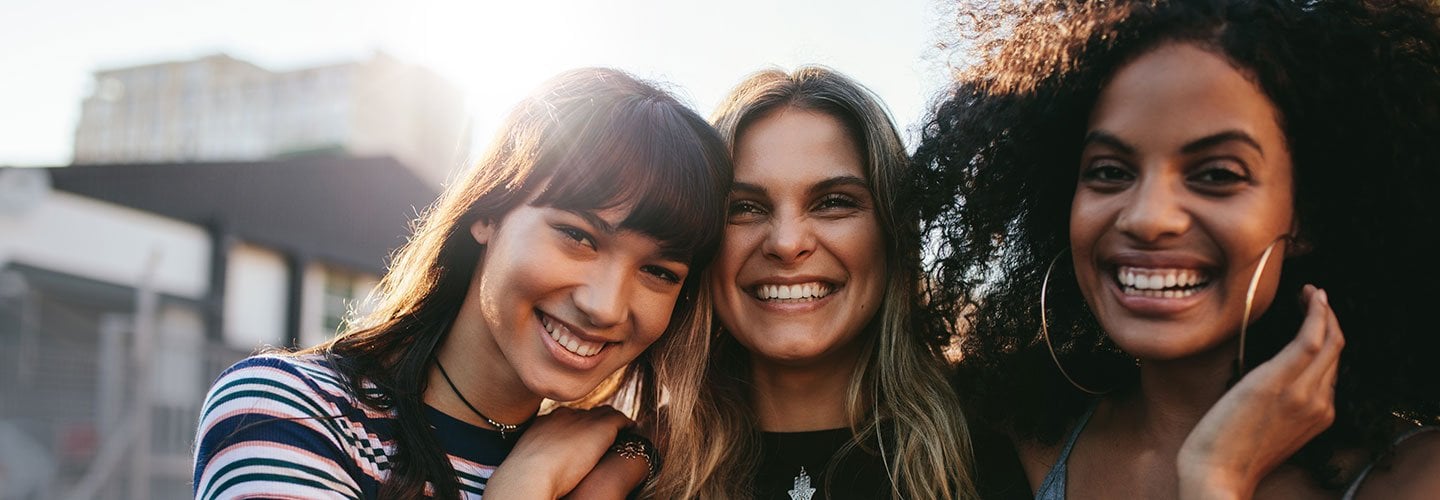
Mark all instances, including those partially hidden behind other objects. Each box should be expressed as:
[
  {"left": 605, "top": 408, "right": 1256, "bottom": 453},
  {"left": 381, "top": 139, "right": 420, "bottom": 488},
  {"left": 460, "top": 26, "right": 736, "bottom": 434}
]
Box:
[
  {"left": 465, "top": 200, "right": 690, "bottom": 402},
  {"left": 712, "top": 107, "right": 887, "bottom": 367},
  {"left": 1071, "top": 43, "right": 1295, "bottom": 361}
]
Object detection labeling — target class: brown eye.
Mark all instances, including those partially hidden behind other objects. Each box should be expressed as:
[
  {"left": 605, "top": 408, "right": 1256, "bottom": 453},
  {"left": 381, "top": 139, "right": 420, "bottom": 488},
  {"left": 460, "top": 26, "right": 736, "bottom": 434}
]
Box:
[
  {"left": 642, "top": 265, "right": 683, "bottom": 284},
  {"left": 727, "top": 199, "right": 766, "bottom": 222},
  {"left": 814, "top": 194, "right": 861, "bottom": 211},
  {"left": 1081, "top": 163, "right": 1133, "bottom": 183},
  {"left": 555, "top": 225, "right": 597, "bottom": 250},
  {"left": 1191, "top": 166, "right": 1248, "bottom": 184}
]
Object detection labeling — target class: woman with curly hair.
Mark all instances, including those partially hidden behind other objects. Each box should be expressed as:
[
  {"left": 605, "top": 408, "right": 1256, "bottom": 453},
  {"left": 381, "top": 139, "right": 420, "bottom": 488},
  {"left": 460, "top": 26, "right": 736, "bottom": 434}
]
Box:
[
  {"left": 192, "top": 68, "right": 729, "bottom": 499},
  {"left": 635, "top": 66, "right": 977, "bottom": 499},
  {"left": 915, "top": 0, "right": 1440, "bottom": 497}
]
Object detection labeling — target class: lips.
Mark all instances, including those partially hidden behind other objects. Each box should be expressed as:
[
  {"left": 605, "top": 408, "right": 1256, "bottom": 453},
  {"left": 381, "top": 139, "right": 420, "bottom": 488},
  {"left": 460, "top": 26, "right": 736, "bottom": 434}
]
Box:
[{"left": 539, "top": 311, "right": 605, "bottom": 357}]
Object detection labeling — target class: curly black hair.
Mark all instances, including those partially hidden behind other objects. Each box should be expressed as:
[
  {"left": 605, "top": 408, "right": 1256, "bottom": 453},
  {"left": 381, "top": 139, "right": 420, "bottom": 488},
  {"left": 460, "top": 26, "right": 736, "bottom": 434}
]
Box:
[{"left": 913, "top": 0, "right": 1440, "bottom": 486}]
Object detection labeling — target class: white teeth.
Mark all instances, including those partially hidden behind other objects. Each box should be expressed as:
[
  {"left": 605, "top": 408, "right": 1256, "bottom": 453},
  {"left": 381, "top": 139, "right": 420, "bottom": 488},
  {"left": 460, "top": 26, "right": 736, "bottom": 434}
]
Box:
[
  {"left": 754, "top": 282, "right": 834, "bottom": 301},
  {"left": 540, "top": 313, "right": 605, "bottom": 358},
  {"left": 1116, "top": 266, "right": 1210, "bottom": 294}
]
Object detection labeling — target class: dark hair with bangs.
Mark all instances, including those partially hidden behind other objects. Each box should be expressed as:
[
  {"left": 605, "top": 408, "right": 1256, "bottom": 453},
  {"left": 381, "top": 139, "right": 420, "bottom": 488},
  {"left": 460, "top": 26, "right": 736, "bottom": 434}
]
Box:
[
  {"left": 915, "top": 0, "right": 1440, "bottom": 489},
  {"left": 530, "top": 94, "right": 725, "bottom": 264},
  {"left": 295, "top": 67, "right": 731, "bottom": 499}
]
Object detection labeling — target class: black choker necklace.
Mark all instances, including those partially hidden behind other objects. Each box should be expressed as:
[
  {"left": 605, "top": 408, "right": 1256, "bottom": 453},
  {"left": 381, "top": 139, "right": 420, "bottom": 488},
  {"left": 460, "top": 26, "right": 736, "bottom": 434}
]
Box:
[{"left": 434, "top": 359, "right": 529, "bottom": 439}]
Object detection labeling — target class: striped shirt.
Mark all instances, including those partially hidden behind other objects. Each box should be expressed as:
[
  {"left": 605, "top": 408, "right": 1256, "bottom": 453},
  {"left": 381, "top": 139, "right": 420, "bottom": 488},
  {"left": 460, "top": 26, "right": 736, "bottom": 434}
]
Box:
[{"left": 193, "top": 354, "right": 516, "bottom": 499}]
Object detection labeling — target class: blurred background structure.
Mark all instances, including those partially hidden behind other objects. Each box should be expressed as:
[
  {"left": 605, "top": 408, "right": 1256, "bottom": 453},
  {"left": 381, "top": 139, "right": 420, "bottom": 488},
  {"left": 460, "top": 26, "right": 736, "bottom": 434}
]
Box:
[
  {"left": 0, "top": 156, "right": 437, "bottom": 498},
  {"left": 0, "top": 0, "right": 950, "bottom": 497},
  {"left": 71, "top": 53, "right": 468, "bottom": 185}
]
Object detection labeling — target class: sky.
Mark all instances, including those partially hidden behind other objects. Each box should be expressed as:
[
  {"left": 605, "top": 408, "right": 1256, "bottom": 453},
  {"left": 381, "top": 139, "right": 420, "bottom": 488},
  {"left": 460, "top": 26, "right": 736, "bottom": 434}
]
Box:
[{"left": 0, "top": 0, "right": 962, "bottom": 167}]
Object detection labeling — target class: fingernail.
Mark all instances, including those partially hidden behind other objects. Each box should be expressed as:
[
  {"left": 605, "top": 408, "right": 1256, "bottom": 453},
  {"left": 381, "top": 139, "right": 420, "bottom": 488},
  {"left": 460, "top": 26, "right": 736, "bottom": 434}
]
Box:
[{"left": 1317, "top": 289, "right": 1329, "bottom": 306}]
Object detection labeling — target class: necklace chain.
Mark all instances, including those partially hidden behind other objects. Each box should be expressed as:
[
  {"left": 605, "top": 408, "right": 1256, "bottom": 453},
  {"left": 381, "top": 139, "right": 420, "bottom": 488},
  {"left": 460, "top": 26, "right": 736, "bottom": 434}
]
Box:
[{"left": 434, "top": 359, "right": 529, "bottom": 439}]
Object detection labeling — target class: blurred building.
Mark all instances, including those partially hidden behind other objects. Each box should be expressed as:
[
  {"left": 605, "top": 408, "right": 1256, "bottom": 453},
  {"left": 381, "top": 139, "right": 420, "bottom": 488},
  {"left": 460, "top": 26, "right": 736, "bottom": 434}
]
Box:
[
  {"left": 72, "top": 53, "right": 470, "bottom": 186},
  {"left": 0, "top": 156, "right": 437, "bottom": 499}
]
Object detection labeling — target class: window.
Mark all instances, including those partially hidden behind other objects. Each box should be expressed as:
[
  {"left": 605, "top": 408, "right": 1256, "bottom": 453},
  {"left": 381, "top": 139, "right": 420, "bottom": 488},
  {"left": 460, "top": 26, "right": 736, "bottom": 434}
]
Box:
[{"left": 322, "top": 270, "right": 356, "bottom": 334}]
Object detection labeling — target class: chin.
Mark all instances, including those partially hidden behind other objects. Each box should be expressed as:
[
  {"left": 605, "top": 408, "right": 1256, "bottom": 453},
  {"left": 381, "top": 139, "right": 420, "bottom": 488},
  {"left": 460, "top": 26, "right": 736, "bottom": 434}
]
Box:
[
  {"left": 526, "top": 375, "right": 601, "bottom": 403},
  {"left": 1108, "top": 327, "right": 1234, "bottom": 362}
]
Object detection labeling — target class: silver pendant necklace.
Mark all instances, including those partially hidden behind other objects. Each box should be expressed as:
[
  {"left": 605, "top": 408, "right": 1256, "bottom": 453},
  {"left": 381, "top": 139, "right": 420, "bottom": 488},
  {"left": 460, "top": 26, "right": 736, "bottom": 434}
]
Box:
[
  {"left": 434, "top": 359, "right": 530, "bottom": 439},
  {"left": 788, "top": 466, "right": 817, "bottom": 500}
]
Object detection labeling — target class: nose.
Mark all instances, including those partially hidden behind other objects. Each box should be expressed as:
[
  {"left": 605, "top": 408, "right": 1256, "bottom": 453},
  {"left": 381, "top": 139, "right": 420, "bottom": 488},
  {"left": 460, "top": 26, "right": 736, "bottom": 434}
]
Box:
[
  {"left": 573, "top": 263, "right": 630, "bottom": 330},
  {"left": 761, "top": 211, "right": 816, "bottom": 264},
  {"left": 1114, "top": 174, "right": 1190, "bottom": 243}
]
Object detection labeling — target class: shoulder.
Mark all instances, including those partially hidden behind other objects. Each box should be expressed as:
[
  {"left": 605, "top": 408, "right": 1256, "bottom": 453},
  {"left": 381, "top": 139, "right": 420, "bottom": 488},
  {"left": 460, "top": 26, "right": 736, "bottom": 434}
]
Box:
[
  {"left": 1015, "top": 435, "right": 1063, "bottom": 491},
  {"left": 193, "top": 354, "right": 377, "bottom": 500},
  {"left": 199, "top": 354, "right": 357, "bottom": 418},
  {"left": 1351, "top": 427, "right": 1440, "bottom": 500}
]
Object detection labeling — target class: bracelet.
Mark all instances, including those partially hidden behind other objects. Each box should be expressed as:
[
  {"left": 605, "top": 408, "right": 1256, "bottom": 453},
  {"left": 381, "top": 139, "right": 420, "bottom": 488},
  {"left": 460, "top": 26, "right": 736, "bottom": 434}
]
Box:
[{"left": 610, "top": 431, "right": 661, "bottom": 482}]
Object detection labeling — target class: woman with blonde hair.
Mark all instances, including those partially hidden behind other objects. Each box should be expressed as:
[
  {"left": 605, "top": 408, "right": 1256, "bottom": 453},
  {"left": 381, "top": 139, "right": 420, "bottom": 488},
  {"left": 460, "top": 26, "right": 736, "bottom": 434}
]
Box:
[{"left": 644, "top": 66, "right": 975, "bottom": 499}]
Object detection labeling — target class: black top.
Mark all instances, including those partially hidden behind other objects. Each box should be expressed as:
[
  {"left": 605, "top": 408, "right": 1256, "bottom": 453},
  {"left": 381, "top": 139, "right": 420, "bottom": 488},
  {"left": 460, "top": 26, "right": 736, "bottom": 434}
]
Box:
[{"left": 753, "top": 428, "right": 891, "bottom": 500}]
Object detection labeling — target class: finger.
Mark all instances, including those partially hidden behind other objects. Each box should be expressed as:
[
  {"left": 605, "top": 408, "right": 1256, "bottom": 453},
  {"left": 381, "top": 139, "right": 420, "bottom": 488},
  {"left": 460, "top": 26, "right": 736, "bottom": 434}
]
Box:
[
  {"left": 1258, "top": 285, "right": 1330, "bottom": 380},
  {"left": 1295, "top": 290, "right": 1344, "bottom": 389},
  {"left": 1319, "top": 297, "right": 1343, "bottom": 390}
]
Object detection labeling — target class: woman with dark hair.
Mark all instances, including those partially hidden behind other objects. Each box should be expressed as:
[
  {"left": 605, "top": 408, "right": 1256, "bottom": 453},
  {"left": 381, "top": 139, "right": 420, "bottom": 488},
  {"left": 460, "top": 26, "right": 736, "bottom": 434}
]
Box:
[
  {"left": 644, "top": 66, "right": 976, "bottom": 499},
  {"left": 191, "top": 68, "right": 730, "bottom": 499},
  {"left": 916, "top": 0, "right": 1440, "bottom": 497}
]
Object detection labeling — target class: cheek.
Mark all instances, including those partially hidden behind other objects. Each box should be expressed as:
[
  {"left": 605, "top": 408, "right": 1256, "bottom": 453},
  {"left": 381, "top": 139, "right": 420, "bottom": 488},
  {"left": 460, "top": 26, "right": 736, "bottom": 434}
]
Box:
[
  {"left": 833, "top": 219, "right": 888, "bottom": 303},
  {"left": 713, "top": 227, "right": 758, "bottom": 287},
  {"left": 1068, "top": 192, "right": 1106, "bottom": 250},
  {"left": 1068, "top": 219, "right": 1100, "bottom": 268},
  {"left": 633, "top": 291, "right": 679, "bottom": 344},
  {"left": 1215, "top": 214, "right": 1292, "bottom": 317}
]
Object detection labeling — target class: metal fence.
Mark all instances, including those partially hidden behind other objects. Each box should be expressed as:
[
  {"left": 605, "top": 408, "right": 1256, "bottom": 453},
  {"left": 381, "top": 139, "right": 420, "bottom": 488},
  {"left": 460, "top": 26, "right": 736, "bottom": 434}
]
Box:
[{"left": 0, "top": 279, "right": 252, "bottom": 500}]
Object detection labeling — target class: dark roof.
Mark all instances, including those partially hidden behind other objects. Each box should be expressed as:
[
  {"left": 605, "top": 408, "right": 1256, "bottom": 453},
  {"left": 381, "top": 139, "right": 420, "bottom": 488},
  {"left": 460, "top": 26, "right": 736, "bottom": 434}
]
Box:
[{"left": 49, "top": 155, "right": 440, "bottom": 274}]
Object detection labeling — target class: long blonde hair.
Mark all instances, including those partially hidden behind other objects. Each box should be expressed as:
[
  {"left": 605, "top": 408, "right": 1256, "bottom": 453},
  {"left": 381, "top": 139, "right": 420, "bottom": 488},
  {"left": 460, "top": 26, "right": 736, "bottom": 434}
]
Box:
[{"left": 647, "top": 66, "right": 976, "bottom": 500}]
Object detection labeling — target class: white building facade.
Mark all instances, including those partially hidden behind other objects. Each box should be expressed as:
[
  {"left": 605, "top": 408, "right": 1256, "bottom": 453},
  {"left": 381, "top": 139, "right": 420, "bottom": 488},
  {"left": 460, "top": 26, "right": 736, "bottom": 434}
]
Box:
[{"left": 72, "top": 53, "right": 470, "bottom": 185}]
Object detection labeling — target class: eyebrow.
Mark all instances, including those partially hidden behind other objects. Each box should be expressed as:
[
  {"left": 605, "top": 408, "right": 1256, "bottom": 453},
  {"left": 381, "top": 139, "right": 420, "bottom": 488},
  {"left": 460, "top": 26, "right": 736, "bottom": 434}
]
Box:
[
  {"left": 564, "top": 209, "right": 617, "bottom": 236},
  {"left": 1180, "top": 130, "right": 1266, "bottom": 158},
  {"left": 730, "top": 181, "right": 767, "bottom": 197},
  {"left": 809, "top": 175, "right": 870, "bottom": 196},
  {"left": 1082, "top": 131, "right": 1136, "bottom": 155},
  {"left": 566, "top": 208, "right": 694, "bottom": 264},
  {"left": 1084, "top": 130, "right": 1266, "bottom": 158},
  {"left": 730, "top": 175, "right": 871, "bottom": 197}
]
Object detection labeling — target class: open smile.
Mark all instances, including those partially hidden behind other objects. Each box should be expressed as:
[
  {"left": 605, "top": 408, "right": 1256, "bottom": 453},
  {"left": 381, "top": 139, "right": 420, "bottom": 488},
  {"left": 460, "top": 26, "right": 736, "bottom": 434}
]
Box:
[
  {"left": 1116, "top": 266, "right": 1212, "bottom": 298},
  {"left": 749, "top": 281, "right": 837, "bottom": 302},
  {"left": 537, "top": 310, "right": 607, "bottom": 357},
  {"left": 1104, "top": 264, "right": 1215, "bottom": 317}
]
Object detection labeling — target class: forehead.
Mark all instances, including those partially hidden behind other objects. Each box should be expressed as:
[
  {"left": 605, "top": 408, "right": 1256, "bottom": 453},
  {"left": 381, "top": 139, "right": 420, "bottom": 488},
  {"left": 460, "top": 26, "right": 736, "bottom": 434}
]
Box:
[
  {"left": 733, "top": 107, "right": 865, "bottom": 185},
  {"left": 1089, "top": 43, "right": 1286, "bottom": 153}
]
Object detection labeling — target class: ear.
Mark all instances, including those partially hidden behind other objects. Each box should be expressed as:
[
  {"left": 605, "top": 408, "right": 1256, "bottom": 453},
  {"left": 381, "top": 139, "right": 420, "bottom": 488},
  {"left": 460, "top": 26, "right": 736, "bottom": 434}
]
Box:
[{"left": 470, "top": 218, "right": 496, "bottom": 245}]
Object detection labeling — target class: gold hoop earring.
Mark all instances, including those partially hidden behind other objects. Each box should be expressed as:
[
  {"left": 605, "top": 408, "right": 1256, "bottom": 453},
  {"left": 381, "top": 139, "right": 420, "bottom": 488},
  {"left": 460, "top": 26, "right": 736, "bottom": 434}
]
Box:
[
  {"left": 1236, "top": 235, "right": 1290, "bottom": 374},
  {"left": 1040, "top": 248, "right": 1108, "bottom": 395}
]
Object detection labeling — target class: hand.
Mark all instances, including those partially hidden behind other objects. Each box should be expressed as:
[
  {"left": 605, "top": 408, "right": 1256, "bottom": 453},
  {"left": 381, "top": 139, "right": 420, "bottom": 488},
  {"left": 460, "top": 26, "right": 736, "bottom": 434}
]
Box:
[
  {"left": 562, "top": 445, "right": 652, "bottom": 500},
  {"left": 485, "top": 406, "right": 634, "bottom": 500},
  {"left": 1177, "top": 285, "right": 1343, "bottom": 500}
]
